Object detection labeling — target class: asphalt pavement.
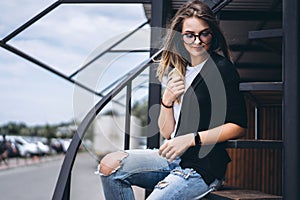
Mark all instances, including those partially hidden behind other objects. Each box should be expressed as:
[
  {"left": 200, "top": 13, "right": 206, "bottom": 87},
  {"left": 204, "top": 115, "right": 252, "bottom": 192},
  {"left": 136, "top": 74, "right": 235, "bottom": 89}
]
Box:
[{"left": 0, "top": 152, "right": 145, "bottom": 200}]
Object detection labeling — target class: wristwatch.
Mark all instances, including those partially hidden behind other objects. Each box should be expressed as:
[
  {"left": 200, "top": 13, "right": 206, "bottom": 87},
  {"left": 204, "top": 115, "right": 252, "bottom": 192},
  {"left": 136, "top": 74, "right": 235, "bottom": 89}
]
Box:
[{"left": 194, "top": 132, "right": 201, "bottom": 146}]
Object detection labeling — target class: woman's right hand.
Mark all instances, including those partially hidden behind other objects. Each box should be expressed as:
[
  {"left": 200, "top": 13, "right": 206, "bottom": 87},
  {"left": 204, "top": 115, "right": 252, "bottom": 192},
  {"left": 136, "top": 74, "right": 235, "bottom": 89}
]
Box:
[{"left": 162, "top": 76, "right": 185, "bottom": 106}]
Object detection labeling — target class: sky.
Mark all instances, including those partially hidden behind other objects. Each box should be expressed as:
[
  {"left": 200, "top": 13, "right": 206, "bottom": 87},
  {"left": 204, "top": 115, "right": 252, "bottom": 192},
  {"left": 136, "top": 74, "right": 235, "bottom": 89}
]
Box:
[{"left": 0, "top": 0, "right": 150, "bottom": 126}]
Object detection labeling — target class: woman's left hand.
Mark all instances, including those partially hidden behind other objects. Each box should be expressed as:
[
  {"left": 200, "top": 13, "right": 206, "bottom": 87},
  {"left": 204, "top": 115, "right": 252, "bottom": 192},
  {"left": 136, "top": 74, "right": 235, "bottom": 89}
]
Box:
[{"left": 158, "top": 133, "right": 194, "bottom": 162}]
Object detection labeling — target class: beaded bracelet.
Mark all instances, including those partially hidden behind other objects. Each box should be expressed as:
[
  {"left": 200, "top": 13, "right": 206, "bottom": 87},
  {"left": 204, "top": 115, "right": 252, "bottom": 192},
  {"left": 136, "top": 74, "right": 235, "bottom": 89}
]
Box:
[{"left": 160, "top": 99, "right": 173, "bottom": 108}]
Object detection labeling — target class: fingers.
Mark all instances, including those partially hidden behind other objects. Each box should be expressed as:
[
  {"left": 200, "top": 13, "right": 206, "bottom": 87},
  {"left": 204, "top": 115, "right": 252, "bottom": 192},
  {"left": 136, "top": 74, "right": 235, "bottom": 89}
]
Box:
[
  {"left": 167, "top": 76, "right": 183, "bottom": 85},
  {"left": 160, "top": 145, "right": 172, "bottom": 158},
  {"left": 158, "top": 142, "right": 167, "bottom": 156},
  {"left": 165, "top": 77, "right": 185, "bottom": 101},
  {"left": 170, "top": 79, "right": 185, "bottom": 90},
  {"left": 158, "top": 141, "right": 178, "bottom": 162},
  {"left": 159, "top": 135, "right": 194, "bottom": 162},
  {"left": 168, "top": 154, "right": 177, "bottom": 162}
]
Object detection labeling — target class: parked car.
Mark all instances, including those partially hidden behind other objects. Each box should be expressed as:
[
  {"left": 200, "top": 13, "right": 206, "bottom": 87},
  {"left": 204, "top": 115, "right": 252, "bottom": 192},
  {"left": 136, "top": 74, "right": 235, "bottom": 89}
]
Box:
[
  {"left": 58, "top": 138, "right": 71, "bottom": 153},
  {"left": 36, "top": 141, "right": 51, "bottom": 155},
  {"left": 0, "top": 140, "right": 9, "bottom": 162},
  {"left": 50, "top": 138, "right": 63, "bottom": 153},
  {"left": 4, "top": 140, "right": 20, "bottom": 158},
  {"left": 50, "top": 138, "right": 71, "bottom": 154},
  {"left": 26, "top": 136, "right": 51, "bottom": 156},
  {"left": 6, "top": 136, "right": 39, "bottom": 157},
  {"left": 1, "top": 135, "right": 20, "bottom": 160}
]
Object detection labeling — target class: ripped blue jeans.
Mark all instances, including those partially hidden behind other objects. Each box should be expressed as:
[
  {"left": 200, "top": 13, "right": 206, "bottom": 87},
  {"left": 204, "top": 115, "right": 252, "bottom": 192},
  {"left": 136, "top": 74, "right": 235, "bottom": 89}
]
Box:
[{"left": 98, "top": 149, "right": 219, "bottom": 200}]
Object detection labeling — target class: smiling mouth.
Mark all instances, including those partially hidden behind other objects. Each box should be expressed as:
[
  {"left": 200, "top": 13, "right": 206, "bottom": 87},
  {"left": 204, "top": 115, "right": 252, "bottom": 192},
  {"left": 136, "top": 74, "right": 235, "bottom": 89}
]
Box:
[
  {"left": 191, "top": 43, "right": 206, "bottom": 48},
  {"left": 192, "top": 46, "right": 204, "bottom": 50}
]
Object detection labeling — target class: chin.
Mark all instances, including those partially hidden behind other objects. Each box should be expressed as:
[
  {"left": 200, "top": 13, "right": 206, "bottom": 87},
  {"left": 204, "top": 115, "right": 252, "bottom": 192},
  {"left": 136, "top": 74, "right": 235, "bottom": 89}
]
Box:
[{"left": 190, "top": 49, "right": 207, "bottom": 57}]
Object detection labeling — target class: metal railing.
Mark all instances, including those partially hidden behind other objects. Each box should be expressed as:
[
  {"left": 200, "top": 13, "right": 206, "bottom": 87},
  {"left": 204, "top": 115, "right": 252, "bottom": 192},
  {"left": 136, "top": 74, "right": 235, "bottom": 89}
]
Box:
[{"left": 52, "top": 49, "right": 162, "bottom": 200}]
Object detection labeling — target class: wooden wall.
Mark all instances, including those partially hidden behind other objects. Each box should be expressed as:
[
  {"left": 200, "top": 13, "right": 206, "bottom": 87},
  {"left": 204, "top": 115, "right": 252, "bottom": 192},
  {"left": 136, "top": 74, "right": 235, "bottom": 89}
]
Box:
[{"left": 225, "top": 95, "right": 283, "bottom": 195}]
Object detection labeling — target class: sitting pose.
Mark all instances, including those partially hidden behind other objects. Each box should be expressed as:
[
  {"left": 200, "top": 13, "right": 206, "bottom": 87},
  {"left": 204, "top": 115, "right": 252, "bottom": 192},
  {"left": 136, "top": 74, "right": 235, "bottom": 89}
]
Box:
[{"left": 98, "top": 1, "right": 247, "bottom": 199}]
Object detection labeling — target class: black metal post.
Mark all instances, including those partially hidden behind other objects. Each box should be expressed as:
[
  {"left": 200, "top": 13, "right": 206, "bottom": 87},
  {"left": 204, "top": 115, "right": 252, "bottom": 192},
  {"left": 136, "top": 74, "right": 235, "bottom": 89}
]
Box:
[
  {"left": 255, "top": 106, "right": 261, "bottom": 140},
  {"left": 283, "top": 0, "right": 300, "bottom": 199},
  {"left": 124, "top": 83, "right": 132, "bottom": 150},
  {"left": 145, "top": 0, "right": 170, "bottom": 198},
  {"left": 146, "top": 0, "right": 171, "bottom": 149}
]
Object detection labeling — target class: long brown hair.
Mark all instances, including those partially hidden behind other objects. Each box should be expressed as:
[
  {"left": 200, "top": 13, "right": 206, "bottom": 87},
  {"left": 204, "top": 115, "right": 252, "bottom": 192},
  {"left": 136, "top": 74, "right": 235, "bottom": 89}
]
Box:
[{"left": 156, "top": 0, "right": 230, "bottom": 81}]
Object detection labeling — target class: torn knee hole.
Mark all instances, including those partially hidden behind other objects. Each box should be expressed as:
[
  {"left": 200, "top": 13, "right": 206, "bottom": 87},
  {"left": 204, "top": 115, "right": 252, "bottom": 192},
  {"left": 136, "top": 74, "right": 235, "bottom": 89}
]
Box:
[
  {"left": 155, "top": 181, "right": 169, "bottom": 189},
  {"left": 99, "top": 151, "right": 128, "bottom": 176},
  {"left": 99, "top": 161, "right": 120, "bottom": 176},
  {"left": 172, "top": 169, "right": 193, "bottom": 179}
]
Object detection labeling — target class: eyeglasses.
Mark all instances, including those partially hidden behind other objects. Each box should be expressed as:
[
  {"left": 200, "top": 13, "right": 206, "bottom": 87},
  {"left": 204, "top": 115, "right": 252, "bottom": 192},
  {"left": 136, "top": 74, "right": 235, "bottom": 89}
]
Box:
[{"left": 182, "top": 29, "right": 212, "bottom": 45}]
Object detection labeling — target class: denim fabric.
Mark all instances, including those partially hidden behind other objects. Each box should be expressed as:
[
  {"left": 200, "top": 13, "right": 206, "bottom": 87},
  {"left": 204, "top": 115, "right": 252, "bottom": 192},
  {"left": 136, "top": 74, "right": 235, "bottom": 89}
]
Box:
[{"left": 99, "top": 149, "right": 217, "bottom": 200}]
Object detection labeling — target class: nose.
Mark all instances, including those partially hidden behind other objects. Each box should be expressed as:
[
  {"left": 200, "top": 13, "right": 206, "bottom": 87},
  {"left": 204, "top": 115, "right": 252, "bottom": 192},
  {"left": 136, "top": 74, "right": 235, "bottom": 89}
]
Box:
[{"left": 194, "top": 36, "right": 201, "bottom": 44}]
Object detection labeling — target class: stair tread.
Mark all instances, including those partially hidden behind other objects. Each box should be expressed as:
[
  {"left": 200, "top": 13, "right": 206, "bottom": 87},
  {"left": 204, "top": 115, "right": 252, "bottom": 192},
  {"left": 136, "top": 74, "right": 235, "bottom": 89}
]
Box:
[{"left": 206, "top": 188, "right": 282, "bottom": 200}]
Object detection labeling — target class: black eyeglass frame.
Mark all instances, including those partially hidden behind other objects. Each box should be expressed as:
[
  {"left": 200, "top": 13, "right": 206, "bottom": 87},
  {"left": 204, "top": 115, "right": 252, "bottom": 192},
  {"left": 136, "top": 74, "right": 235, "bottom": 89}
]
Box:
[{"left": 181, "top": 29, "right": 213, "bottom": 45}]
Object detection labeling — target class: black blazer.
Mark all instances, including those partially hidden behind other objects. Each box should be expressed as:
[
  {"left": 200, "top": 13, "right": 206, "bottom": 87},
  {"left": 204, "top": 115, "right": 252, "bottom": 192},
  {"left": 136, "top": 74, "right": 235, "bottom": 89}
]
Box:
[{"left": 175, "top": 53, "right": 247, "bottom": 184}]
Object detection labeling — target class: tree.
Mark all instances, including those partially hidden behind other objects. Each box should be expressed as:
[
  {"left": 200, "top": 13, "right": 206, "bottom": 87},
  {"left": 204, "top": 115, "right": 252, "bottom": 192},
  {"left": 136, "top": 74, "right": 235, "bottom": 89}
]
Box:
[{"left": 131, "top": 100, "right": 148, "bottom": 127}]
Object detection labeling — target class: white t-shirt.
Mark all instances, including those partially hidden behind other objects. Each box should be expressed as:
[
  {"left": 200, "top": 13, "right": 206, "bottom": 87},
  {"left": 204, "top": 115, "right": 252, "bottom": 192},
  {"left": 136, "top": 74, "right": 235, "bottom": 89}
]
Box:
[{"left": 170, "top": 59, "right": 208, "bottom": 138}]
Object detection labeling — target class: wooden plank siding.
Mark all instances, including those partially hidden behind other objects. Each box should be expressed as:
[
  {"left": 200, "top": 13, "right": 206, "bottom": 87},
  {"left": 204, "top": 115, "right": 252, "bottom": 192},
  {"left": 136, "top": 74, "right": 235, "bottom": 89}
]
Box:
[{"left": 225, "top": 96, "right": 283, "bottom": 196}]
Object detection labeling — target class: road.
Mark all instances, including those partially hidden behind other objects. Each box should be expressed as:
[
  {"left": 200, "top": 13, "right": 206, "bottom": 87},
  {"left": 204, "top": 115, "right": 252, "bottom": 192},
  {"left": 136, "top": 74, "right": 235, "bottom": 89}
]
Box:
[{"left": 0, "top": 152, "right": 145, "bottom": 200}]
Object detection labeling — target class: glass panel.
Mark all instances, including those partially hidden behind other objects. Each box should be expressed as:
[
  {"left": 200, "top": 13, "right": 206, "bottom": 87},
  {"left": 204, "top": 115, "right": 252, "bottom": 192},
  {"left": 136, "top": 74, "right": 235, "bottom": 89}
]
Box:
[
  {"left": 0, "top": 0, "right": 56, "bottom": 38},
  {"left": 6, "top": 4, "right": 148, "bottom": 75},
  {"left": 0, "top": 2, "right": 149, "bottom": 199}
]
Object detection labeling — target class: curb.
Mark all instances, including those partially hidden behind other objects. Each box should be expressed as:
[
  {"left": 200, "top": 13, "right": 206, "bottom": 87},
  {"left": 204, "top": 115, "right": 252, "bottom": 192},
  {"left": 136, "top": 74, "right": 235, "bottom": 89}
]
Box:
[{"left": 0, "top": 154, "right": 64, "bottom": 171}]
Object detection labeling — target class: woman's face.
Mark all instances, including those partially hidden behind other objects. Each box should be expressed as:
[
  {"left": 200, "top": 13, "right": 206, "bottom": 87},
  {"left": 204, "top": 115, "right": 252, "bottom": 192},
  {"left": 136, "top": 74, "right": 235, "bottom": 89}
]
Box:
[{"left": 181, "top": 17, "right": 212, "bottom": 63}]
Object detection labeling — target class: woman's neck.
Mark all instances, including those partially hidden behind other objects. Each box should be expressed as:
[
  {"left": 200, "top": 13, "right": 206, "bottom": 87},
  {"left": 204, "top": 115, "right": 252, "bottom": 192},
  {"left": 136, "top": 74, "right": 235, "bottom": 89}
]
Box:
[{"left": 190, "top": 54, "right": 209, "bottom": 67}]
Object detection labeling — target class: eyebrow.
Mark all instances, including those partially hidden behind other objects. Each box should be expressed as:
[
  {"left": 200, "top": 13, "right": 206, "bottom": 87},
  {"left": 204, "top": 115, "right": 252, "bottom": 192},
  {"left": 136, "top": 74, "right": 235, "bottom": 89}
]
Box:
[{"left": 182, "top": 28, "right": 210, "bottom": 34}]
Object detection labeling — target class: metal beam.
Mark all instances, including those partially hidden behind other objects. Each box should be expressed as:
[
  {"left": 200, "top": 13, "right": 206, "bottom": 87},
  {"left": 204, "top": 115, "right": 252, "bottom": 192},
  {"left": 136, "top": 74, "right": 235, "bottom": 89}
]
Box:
[
  {"left": 235, "top": 63, "right": 281, "bottom": 69},
  {"left": 0, "top": 42, "right": 99, "bottom": 96},
  {"left": 62, "top": 0, "right": 151, "bottom": 3},
  {"left": 233, "top": 0, "right": 282, "bottom": 63},
  {"left": 69, "top": 20, "right": 149, "bottom": 78},
  {"left": 283, "top": 0, "right": 300, "bottom": 198},
  {"left": 226, "top": 139, "right": 283, "bottom": 149},
  {"left": 0, "top": 42, "right": 130, "bottom": 108},
  {"left": 239, "top": 82, "right": 283, "bottom": 92},
  {"left": 219, "top": 10, "right": 282, "bottom": 21},
  {"left": 249, "top": 29, "right": 283, "bottom": 39},
  {"left": 230, "top": 44, "right": 280, "bottom": 53},
  {"left": 2, "top": 1, "right": 61, "bottom": 43},
  {"left": 237, "top": 68, "right": 282, "bottom": 82},
  {"left": 108, "top": 49, "right": 150, "bottom": 53},
  {"left": 203, "top": 0, "right": 224, "bottom": 9},
  {"left": 210, "top": 0, "right": 232, "bottom": 13}
]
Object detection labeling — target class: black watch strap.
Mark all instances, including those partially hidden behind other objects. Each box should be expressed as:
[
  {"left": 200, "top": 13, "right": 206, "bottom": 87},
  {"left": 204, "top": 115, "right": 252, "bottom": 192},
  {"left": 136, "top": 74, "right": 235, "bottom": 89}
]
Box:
[{"left": 194, "top": 132, "right": 201, "bottom": 146}]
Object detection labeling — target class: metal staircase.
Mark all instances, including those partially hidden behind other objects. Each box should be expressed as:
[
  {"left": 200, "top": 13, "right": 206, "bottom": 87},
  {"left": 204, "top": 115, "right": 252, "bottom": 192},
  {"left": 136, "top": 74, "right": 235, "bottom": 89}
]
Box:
[{"left": 0, "top": 0, "right": 299, "bottom": 199}]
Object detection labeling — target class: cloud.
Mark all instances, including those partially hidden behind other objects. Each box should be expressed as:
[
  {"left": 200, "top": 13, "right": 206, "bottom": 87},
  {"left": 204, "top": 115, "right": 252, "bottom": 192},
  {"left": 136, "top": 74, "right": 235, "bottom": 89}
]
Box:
[
  {"left": 0, "top": 0, "right": 56, "bottom": 38},
  {"left": 0, "top": 1, "right": 149, "bottom": 125},
  {"left": 7, "top": 3, "right": 148, "bottom": 74},
  {"left": 0, "top": 53, "right": 75, "bottom": 125}
]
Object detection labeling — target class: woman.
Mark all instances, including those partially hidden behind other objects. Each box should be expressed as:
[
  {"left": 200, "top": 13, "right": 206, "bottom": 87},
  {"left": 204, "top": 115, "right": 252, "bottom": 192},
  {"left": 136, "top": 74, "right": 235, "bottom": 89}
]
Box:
[{"left": 98, "top": 1, "right": 247, "bottom": 199}]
